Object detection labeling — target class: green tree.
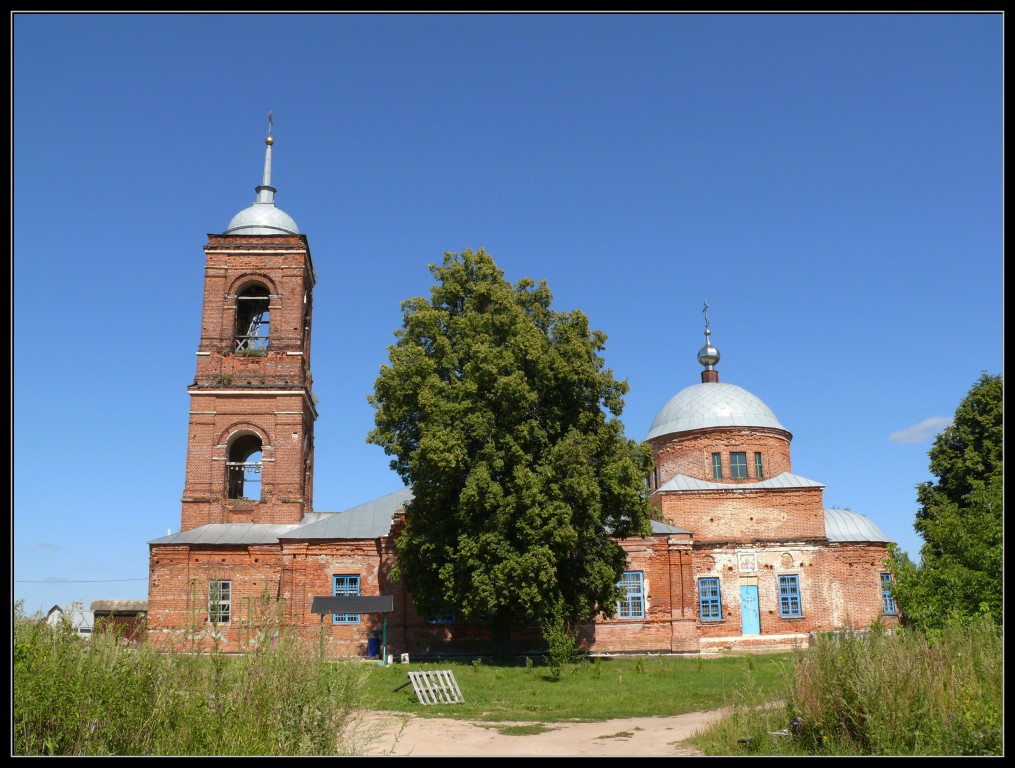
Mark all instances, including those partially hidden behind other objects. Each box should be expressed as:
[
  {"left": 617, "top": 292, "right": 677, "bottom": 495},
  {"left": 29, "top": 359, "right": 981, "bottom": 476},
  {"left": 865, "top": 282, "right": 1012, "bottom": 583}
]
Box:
[
  {"left": 888, "top": 372, "right": 1003, "bottom": 629},
  {"left": 368, "top": 248, "right": 653, "bottom": 654}
]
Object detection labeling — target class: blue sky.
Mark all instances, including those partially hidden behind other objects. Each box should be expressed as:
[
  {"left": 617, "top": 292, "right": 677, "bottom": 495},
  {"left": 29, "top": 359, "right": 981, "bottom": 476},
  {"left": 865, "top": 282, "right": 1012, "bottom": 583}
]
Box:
[{"left": 13, "top": 12, "right": 1003, "bottom": 616}]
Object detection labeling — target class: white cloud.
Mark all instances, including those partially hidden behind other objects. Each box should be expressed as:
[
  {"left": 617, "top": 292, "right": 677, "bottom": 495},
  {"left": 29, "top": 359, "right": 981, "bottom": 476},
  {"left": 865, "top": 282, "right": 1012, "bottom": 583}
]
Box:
[{"left": 889, "top": 417, "right": 953, "bottom": 444}]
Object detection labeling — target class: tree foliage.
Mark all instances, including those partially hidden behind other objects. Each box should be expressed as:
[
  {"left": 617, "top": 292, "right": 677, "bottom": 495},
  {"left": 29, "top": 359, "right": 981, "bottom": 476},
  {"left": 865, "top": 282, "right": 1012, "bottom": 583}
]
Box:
[
  {"left": 888, "top": 372, "right": 1003, "bottom": 629},
  {"left": 368, "top": 249, "right": 653, "bottom": 649}
]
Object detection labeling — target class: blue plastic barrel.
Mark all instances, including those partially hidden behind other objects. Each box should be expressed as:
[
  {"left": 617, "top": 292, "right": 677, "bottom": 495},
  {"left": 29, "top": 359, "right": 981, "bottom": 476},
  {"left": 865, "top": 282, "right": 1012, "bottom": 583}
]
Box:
[{"left": 367, "top": 637, "right": 381, "bottom": 657}]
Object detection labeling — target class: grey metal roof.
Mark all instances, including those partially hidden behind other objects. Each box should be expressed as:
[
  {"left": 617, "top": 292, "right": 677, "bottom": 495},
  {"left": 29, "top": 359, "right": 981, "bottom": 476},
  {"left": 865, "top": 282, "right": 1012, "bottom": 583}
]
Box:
[
  {"left": 150, "top": 486, "right": 691, "bottom": 546},
  {"left": 646, "top": 382, "right": 787, "bottom": 440},
  {"left": 655, "top": 471, "right": 825, "bottom": 492},
  {"left": 650, "top": 519, "right": 692, "bottom": 535},
  {"left": 824, "top": 507, "right": 892, "bottom": 543},
  {"left": 148, "top": 523, "right": 302, "bottom": 546},
  {"left": 281, "top": 487, "right": 412, "bottom": 540}
]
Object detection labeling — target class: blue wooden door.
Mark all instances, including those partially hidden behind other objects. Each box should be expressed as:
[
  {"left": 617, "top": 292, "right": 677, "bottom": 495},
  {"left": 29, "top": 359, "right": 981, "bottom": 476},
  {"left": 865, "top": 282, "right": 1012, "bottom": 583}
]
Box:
[{"left": 740, "top": 585, "right": 760, "bottom": 635}]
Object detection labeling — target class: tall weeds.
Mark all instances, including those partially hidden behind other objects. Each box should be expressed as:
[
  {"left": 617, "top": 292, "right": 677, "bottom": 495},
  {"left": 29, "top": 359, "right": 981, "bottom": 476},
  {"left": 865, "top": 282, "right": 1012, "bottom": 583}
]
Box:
[
  {"left": 13, "top": 604, "right": 371, "bottom": 756},
  {"left": 694, "top": 617, "right": 1003, "bottom": 756},
  {"left": 788, "top": 618, "right": 1003, "bottom": 755}
]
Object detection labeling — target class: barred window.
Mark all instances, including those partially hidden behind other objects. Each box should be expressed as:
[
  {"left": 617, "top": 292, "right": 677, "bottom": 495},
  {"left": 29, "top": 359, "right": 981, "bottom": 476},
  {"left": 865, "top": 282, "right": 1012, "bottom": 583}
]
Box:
[
  {"left": 333, "top": 575, "right": 360, "bottom": 624},
  {"left": 778, "top": 575, "right": 802, "bottom": 618},
  {"left": 617, "top": 571, "right": 645, "bottom": 619},
  {"left": 209, "top": 580, "right": 231, "bottom": 624},
  {"left": 711, "top": 452, "right": 723, "bottom": 480},
  {"left": 698, "top": 577, "right": 722, "bottom": 621},
  {"left": 754, "top": 452, "right": 764, "bottom": 479},
  {"left": 881, "top": 573, "right": 897, "bottom": 615}
]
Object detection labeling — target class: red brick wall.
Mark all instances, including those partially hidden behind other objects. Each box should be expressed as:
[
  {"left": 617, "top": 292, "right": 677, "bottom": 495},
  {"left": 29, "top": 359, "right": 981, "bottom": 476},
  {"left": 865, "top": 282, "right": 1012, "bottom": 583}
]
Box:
[
  {"left": 654, "top": 486, "right": 827, "bottom": 544},
  {"left": 649, "top": 427, "right": 792, "bottom": 489},
  {"left": 687, "top": 542, "right": 899, "bottom": 645},
  {"left": 180, "top": 234, "right": 317, "bottom": 531},
  {"left": 810, "top": 543, "right": 901, "bottom": 630},
  {"left": 148, "top": 531, "right": 898, "bottom": 656},
  {"left": 148, "top": 539, "right": 405, "bottom": 657}
]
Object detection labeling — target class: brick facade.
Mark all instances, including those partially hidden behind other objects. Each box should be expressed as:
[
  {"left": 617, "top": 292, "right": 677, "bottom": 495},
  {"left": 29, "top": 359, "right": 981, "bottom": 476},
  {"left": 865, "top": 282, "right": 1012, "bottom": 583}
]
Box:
[
  {"left": 147, "top": 153, "right": 899, "bottom": 659},
  {"left": 649, "top": 427, "right": 792, "bottom": 489},
  {"left": 180, "top": 234, "right": 317, "bottom": 531}
]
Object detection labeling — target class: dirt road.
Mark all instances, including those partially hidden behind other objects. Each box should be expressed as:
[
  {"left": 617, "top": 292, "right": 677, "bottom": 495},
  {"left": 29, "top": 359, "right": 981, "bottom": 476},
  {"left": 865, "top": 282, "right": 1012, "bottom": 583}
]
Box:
[{"left": 353, "top": 709, "right": 727, "bottom": 756}]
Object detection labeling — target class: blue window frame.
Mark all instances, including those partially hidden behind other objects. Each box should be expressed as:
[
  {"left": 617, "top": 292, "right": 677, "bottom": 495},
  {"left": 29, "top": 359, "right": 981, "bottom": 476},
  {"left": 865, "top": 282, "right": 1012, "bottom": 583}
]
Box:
[
  {"left": 711, "top": 452, "right": 723, "bottom": 480},
  {"left": 332, "top": 575, "right": 360, "bottom": 623},
  {"left": 617, "top": 571, "right": 645, "bottom": 619},
  {"left": 778, "top": 575, "right": 802, "bottom": 617},
  {"left": 730, "top": 452, "right": 748, "bottom": 479},
  {"left": 754, "top": 452, "right": 764, "bottom": 479},
  {"left": 425, "top": 604, "right": 455, "bottom": 625},
  {"left": 698, "top": 577, "right": 722, "bottom": 621},
  {"left": 881, "top": 573, "right": 896, "bottom": 615}
]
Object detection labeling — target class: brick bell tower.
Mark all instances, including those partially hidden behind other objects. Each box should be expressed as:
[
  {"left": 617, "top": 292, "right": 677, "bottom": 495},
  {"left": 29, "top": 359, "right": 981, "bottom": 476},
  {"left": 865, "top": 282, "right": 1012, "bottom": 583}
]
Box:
[{"left": 180, "top": 115, "right": 317, "bottom": 531}]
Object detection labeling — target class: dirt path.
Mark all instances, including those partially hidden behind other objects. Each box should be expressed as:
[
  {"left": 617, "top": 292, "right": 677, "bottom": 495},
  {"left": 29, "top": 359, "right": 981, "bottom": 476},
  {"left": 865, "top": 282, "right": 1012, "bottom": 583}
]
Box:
[{"left": 352, "top": 708, "right": 728, "bottom": 756}]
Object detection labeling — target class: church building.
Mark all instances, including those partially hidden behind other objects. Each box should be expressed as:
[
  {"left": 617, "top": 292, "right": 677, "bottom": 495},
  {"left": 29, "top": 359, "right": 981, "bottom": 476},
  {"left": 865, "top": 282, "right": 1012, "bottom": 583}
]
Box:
[{"left": 147, "top": 125, "right": 899, "bottom": 658}]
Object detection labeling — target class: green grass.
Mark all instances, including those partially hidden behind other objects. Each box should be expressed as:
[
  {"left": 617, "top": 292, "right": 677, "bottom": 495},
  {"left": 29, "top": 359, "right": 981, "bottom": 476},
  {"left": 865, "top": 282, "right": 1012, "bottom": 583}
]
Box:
[{"left": 360, "top": 652, "right": 792, "bottom": 723}]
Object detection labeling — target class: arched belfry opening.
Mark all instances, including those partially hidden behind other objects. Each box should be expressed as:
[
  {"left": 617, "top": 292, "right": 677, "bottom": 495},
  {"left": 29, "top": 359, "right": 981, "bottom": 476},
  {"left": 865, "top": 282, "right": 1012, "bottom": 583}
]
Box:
[
  {"left": 226, "top": 433, "right": 263, "bottom": 500},
  {"left": 235, "top": 285, "right": 270, "bottom": 352}
]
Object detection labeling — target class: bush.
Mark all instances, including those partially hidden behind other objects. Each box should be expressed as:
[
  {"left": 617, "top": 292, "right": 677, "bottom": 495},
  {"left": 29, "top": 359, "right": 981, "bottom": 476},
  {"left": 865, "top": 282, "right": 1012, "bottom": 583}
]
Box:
[{"left": 540, "top": 609, "right": 581, "bottom": 681}]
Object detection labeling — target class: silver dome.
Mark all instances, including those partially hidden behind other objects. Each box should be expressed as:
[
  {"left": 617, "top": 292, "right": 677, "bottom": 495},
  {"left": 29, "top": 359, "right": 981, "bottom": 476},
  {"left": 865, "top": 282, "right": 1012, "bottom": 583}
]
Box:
[
  {"left": 645, "top": 382, "right": 787, "bottom": 440},
  {"left": 224, "top": 200, "right": 299, "bottom": 235},
  {"left": 224, "top": 118, "right": 299, "bottom": 236}
]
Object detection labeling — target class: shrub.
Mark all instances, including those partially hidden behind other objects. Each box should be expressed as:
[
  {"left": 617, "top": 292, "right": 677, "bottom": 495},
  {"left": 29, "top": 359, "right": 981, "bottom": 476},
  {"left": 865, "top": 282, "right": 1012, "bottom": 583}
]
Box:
[{"left": 541, "top": 609, "right": 580, "bottom": 681}]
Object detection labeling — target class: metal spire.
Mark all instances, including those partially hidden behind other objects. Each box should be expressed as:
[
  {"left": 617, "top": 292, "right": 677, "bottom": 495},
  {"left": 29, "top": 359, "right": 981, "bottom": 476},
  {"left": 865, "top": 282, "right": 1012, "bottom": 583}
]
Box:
[
  {"left": 697, "top": 300, "right": 720, "bottom": 381},
  {"left": 255, "top": 111, "right": 276, "bottom": 204}
]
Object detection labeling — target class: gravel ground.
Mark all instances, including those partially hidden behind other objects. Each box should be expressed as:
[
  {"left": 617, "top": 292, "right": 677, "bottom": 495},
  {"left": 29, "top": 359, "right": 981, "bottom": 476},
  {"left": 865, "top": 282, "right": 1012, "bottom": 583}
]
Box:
[{"left": 352, "top": 708, "right": 728, "bottom": 756}]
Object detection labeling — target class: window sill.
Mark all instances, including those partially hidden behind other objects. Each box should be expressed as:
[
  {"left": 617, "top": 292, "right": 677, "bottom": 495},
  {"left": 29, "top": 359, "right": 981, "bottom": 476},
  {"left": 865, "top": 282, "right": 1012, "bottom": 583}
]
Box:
[{"left": 778, "top": 615, "right": 806, "bottom": 621}]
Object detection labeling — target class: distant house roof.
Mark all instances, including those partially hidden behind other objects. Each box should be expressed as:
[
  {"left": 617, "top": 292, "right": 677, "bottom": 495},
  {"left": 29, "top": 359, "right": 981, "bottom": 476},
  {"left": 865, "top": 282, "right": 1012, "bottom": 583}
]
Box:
[
  {"left": 655, "top": 471, "right": 825, "bottom": 493},
  {"left": 46, "top": 602, "right": 93, "bottom": 632},
  {"left": 824, "top": 507, "right": 892, "bottom": 543},
  {"left": 90, "top": 600, "right": 148, "bottom": 614}
]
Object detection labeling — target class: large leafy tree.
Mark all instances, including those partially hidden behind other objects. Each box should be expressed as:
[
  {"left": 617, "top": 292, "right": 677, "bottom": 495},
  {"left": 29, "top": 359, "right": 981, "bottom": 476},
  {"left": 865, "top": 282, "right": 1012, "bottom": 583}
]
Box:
[
  {"left": 888, "top": 372, "right": 1003, "bottom": 629},
  {"left": 368, "top": 248, "right": 653, "bottom": 652}
]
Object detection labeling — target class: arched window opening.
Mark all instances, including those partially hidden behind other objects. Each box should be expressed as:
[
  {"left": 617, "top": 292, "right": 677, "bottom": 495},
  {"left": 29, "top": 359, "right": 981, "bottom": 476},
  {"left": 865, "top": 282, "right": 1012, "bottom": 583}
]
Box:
[
  {"left": 227, "top": 434, "right": 263, "bottom": 500},
  {"left": 235, "top": 285, "right": 270, "bottom": 353}
]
